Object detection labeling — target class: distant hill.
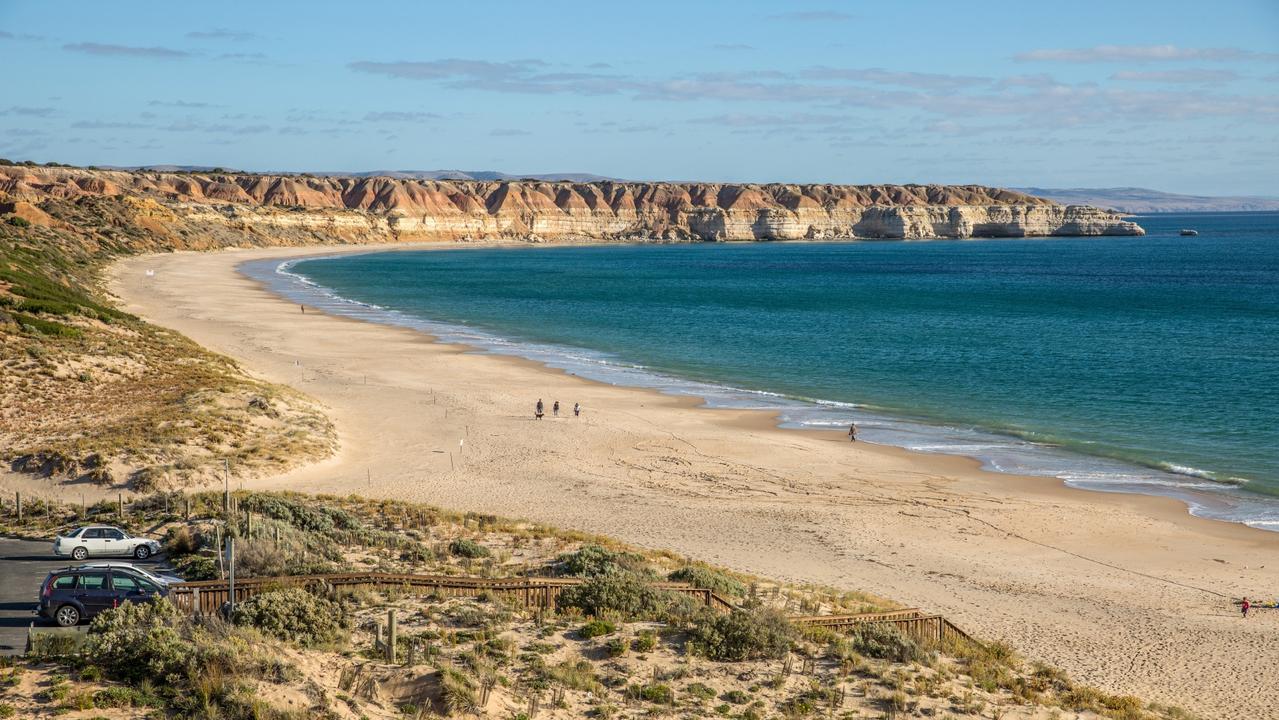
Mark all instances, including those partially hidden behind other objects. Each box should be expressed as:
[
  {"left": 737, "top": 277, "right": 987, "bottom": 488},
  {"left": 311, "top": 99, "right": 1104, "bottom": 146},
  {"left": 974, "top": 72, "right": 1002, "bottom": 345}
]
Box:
[{"left": 1015, "top": 187, "right": 1279, "bottom": 214}]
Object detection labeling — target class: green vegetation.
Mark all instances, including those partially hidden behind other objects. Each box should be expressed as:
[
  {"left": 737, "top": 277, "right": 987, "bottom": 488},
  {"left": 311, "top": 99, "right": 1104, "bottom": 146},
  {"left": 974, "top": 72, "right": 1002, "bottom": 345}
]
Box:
[
  {"left": 0, "top": 195, "right": 335, "bottom": 489},
  {"left": 668, "top": 564, "right": 747, "bottom": 597},
  {"left": 448, "top": 537, "right": 491, "bottom": 558},
  {"left": 231, "top": 588, "right": 349, "bottom": 646},
  {"left": 687, "top": 606, "right": 795, "bottom": 661}
]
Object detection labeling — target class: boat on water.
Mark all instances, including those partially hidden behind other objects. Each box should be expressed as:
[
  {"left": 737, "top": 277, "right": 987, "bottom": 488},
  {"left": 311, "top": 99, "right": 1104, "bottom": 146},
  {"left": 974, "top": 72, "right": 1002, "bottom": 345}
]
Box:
[{"left": 1179, "top": 229, "right": 1199, "bottom": 236}]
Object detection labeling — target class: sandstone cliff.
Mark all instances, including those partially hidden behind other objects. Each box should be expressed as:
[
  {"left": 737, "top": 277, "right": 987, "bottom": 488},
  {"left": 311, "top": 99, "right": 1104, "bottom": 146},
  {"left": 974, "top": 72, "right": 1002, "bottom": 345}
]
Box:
[{"left": 0, "top": 165, "right": 1144, "bottom": 242}]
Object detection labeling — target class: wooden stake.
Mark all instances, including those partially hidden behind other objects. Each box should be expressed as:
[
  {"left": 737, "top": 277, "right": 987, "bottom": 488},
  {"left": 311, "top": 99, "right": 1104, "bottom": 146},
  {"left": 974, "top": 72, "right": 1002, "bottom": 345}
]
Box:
[
  {"left": 387, "top": 609, "right": 397, "bottom": 662},
  {"left": 14, "top": 492, "right": 20, "bottom": 522}
]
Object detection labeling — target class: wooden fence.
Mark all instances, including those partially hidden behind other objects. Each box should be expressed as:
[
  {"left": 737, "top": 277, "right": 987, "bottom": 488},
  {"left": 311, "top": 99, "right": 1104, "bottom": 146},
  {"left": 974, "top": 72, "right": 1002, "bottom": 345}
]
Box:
[
  {"left": 165, "top": 571, "right": 974, "bottom": 647},
  {"left": 168, "top": 572, "right": 738, "bottom": 616},
  {"left": 792, "top": 609, "right": 979, "bottom": 646}
]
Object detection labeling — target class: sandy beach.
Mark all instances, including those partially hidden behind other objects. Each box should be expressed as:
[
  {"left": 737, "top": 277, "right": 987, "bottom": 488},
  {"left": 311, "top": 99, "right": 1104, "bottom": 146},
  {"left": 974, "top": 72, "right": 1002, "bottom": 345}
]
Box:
[{"left": 108, "top": 244, "right": 1276, "bottom": 719}]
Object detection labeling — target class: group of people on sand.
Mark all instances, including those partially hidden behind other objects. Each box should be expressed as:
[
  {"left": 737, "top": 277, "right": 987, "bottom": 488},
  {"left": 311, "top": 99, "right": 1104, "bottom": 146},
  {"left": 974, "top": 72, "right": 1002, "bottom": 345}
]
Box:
[{"left": 535, "top": 398, "right": 579, "bottom": 420}]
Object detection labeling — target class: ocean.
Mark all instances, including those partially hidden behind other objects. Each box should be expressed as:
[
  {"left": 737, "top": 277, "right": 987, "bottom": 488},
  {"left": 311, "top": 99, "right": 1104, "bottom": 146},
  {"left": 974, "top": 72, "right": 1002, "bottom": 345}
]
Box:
[{"left": 243, "top": 212, "right": 1279, "bottom": 531}]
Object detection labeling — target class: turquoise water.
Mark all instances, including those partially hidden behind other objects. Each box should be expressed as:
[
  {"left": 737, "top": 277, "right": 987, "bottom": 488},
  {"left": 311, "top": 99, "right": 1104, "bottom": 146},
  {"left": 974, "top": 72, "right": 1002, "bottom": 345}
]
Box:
[{"left": 249, "top": 212, "right": 1279, "bottom": 529}]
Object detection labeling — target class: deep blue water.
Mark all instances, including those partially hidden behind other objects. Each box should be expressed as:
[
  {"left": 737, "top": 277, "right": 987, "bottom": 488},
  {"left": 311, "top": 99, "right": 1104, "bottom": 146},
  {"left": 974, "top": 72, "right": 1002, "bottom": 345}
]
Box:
[{"left": 253, "top": 212, "right": 1279, "bottom": 529}]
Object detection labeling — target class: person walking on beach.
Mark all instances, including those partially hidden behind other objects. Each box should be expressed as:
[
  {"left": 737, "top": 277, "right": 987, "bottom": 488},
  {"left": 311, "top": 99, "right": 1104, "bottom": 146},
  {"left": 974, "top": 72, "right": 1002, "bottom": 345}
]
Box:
[
  {"left": 535, "top": 399, "right": 544, "bottom": 420},
  {"left": 1241, "top": 596, "right": 1251, "bottom": 618},
  {"left": 300, "top": 304, "right": 305, "bottom": 313},
  {"left": 553, "top": 400, "right": 560, "bottom": 417},
  {"left": 848, "top": 423, "right": 857, "bottom": 442},
  {"left": 573, "top": 402, "right": 580, "bottom": 417}
]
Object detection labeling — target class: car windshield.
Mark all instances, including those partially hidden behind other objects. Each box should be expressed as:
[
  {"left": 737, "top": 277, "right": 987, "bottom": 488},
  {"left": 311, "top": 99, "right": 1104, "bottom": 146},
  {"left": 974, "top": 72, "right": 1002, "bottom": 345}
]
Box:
[{"left": 62, "top": 527, "right": 84, "bottom": 538}]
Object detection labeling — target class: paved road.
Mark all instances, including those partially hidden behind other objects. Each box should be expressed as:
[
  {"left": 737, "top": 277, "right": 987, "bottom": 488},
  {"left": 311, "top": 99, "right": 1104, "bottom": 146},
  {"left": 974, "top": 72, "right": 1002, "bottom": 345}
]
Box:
[{"left": 0, "top": 536, "right": 173, "bottom": 655}]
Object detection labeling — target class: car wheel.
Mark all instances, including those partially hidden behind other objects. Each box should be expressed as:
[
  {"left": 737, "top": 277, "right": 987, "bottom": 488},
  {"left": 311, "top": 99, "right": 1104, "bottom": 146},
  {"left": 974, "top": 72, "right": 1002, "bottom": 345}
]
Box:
[
  {"left": 54, "top": 604, "right": 80, "bottom": 627},
  {"left": 71, "top": 547, "right": 88, "bottom": 561},
  {"left": 133, "top": 545, "right": 152, "bottom": 560}
]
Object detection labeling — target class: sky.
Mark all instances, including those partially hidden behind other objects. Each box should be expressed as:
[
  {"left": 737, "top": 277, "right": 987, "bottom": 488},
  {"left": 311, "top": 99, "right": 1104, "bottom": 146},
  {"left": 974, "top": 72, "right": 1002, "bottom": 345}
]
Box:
[{"left": 1, "top": 0, "right": 1277, "bottom": 195}]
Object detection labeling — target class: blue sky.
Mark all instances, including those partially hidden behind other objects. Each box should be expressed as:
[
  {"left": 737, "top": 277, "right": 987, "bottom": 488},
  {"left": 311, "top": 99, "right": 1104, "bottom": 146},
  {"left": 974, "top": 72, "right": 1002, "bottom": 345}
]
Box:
[{"left": 1, "top": 0, "right": 1277, "bottom": 194}]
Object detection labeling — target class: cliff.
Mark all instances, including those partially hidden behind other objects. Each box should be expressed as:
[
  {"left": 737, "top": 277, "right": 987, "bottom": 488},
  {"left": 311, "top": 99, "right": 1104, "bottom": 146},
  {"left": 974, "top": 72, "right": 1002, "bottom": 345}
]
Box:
[{"left": 1, "top": 166, "right": 1144, "bottom": 242}]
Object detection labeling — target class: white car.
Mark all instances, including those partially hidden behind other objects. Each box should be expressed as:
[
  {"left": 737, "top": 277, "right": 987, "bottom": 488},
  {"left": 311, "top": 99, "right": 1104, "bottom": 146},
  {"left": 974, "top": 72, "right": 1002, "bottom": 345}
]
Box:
[
  {"left": 53, "top": 526, "right": 161, "bottom": 561},
  {"left": 73, "top": 562, "right": 178, "bottom": 587}
]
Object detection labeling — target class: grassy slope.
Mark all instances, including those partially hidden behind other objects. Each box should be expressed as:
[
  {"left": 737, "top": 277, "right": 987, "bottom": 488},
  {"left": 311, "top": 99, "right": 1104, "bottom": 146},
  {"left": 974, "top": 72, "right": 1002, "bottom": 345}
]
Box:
[{"left": 0, "top": 194, "right": 336, "bottom": 489}]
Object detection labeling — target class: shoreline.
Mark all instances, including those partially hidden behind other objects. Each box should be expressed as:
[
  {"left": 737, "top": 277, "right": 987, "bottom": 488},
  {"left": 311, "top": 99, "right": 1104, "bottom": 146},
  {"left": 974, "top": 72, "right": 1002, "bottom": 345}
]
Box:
[
  {"left": 107, "top": 243, "right": 1277, "bottom": 718},
  {"left": 261, "top": 243, "right": 1276, "bottom": 534}
]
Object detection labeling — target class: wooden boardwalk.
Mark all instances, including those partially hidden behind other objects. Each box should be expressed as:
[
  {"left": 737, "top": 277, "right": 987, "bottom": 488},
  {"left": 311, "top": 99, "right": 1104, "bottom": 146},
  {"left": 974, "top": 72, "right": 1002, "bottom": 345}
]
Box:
[{"left": 166, "top": 571, "right": 976, "bottom": 646}]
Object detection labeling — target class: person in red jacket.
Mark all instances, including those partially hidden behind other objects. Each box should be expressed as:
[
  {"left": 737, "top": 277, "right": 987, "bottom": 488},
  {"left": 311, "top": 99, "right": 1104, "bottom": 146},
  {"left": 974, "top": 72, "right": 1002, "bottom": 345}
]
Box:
[{"left": 1241, "top": 597, "right": 1250, "bottom": 618}]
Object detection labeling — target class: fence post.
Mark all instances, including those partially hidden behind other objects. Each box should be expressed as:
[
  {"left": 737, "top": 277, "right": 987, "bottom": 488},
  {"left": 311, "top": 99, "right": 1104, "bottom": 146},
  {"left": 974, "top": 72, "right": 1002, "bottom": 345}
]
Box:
[
  {"left": 117, "top": 493, "right": 123, "bottom": 521},
  {"left": 15, "top": 492, "right": 21, "bottom": 522},
  {"left": 192, "top": 587, "right": 201, "bottom": 617},
  {"left": 227, "top": 537, "right": 236, "bottom": 618},
  {"left": 387, "top": 609, "right": 397, "bottom": 662},
  {"left": 185, "top": 498, "right": 191, "bottom": 521}
]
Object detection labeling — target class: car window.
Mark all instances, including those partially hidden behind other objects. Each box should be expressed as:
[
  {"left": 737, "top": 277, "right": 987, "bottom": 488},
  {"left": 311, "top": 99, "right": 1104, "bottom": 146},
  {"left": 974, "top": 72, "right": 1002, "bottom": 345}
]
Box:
[
  {"left": 51, "top": 575, "right": 76, "bottom": 589},
  {"left": 82, "top": 529, "right": 101, "bottom": 539},
  {"left": 112, "top": 574, "right": 138, "bottom": 591},
  {"left": 77, "top": 573, "right": 108, "bottom": 590},
  {"left": 65, "top": 527, "right": 83, "bottom": 538},
  {"left": 103, "top": 529, "right": 124, "bottom": 540}
]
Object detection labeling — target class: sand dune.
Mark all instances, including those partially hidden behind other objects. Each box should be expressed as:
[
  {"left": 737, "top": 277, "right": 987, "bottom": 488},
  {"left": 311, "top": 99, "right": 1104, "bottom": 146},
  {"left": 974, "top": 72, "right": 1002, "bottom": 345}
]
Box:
[{"left": 110, "top": 245, "right": 1277, "bottom": 719}]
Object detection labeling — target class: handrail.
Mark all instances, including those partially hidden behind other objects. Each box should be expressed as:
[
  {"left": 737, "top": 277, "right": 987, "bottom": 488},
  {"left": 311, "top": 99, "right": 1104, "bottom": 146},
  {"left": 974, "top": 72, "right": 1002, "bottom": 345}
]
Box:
[{"left": 165, "top": 571, "right": 975, "bottom": 647}]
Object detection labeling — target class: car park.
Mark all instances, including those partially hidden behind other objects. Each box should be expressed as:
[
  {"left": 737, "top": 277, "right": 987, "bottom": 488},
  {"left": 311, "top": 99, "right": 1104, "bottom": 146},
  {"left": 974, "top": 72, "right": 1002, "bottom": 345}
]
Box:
[
  {"left": 52, "top": 525, "right": 161, "bottom": 561},
  {"left": 37, "top": 566, "right": 168, "bottom": 626}
]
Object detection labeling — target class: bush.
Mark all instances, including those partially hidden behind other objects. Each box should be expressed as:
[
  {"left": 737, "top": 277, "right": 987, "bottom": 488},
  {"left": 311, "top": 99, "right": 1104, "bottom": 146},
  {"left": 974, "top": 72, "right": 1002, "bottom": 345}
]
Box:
[
  {"left": 230, "top": 588, "right": 347, "bottom": 646},
  {"left": 668, "top": 566, "right": 746, "bottom": 598},
  {"left": 7, "top": 216, "right": 30, "bottom": 228},
  {"left": 172, "top": 554, "right": 218, "bottom": 581},
  {"left": 640, "top": 683, "right": 674, "bottom": 704},
  {"left": 685, "top": 682, "right": 716, "bottom": 701},
  {"left": 722, "top": 689, "right": 751, "bottom": 704},
  {"left": 558, "top": 571, "right": 694, "bottom": 620},
  {"left": 164, "top": 526, "right": 201, "bottom": 556},
  {"left": 88, "top": 599, "right": 191, "bottom": 684},
  {"left": 553, "top": 544, "right": 649, "bottom": 577},
  {"left": 579, "top": 619, "right": 618, "bottom": 639},
  {"left": 449, "top": 537, "right": 490, "bottom": 559},
  {"left": 847, "top": 623, "right": 923, "bottom": 663},
  {"left": 604, "top": 636, "right": 627, "bottom": 658},
  {"left": 631, "top": 629, "right": 657, "bottom": 653},
  {"left": 687, "top": 608, "right": 794, "bottom": 662}
]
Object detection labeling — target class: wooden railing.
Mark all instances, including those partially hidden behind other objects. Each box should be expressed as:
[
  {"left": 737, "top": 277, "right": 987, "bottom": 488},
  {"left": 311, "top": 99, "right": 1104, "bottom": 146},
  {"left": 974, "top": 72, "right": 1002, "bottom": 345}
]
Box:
[
  {"left": 166, "top": 571, "right": 972, "bottom": 647},
  {"left": 168, "top": 572, "right": 738, "bottom": 616},
  {"left": 791, "top": 608, "right": 980, "bottom": 646}
]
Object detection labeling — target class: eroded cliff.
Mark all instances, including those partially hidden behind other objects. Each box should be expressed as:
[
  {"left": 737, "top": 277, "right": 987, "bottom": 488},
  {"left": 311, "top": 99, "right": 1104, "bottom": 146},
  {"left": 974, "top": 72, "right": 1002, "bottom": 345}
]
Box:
[{"left": 0, "top": 166, "right": 1144, "bottom": 242}]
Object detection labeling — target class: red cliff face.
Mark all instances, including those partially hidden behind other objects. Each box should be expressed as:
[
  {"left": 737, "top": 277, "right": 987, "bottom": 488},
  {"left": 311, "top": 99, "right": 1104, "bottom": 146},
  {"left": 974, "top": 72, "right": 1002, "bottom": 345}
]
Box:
[{"left": 0, "top": 166, "right": 1144, "bottom": 241}]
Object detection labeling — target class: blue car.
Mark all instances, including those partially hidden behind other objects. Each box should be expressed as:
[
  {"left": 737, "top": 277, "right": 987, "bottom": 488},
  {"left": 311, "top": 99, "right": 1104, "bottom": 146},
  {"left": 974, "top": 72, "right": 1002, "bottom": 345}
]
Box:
[{"left": 37, "top": 566, "right": 169, "bottom": 626}]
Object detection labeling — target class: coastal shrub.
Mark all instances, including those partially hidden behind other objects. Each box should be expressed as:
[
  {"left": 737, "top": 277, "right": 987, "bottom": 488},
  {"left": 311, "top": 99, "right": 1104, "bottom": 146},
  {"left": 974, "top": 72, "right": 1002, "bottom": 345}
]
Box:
[
  {"left": 579, "top": 619, "right": 618, "bottom": 639},
  {"left": 88, "top": 599, "right": 191, "bottom": 684},
  {"left": 668, "top": 565, "right": 747, "bottom": 598},
  {"left": 722, "top": 689, "right": 751, "bottom": 704},
  {"left": 632, "top": 629, "right": 658, "bottom": 653},
  {"left": 7, "top": 216, "right": 30, "bottom": 228},
  {"left": 230, "top": 588, "right": 348, "bottom": 647},
  {"left": 685, "top": 682, "right": 716, "bottom": 701},
  {"left": 164, "top": 525, "right": 201, "bottom": 556},
  {"left": 687, "top": 607, "right": 794, "bottom": 662},
  {"left": 552, "top": 544, "right": 651, "bottom": 578},
  {"left": 604, "top": 636, "right": 628, "bottom": 658},
  {"left": 557, "top": 570, "right": 694, "bottom": 620},
  {"left": 639, "top": 683, "right": 674, "bottom": 704},
  {"left": 440, "top": 667, "right": 477, "bottom": 715},
  {"left": 448, "top": 537, "right": 490, "bottom": 558},
  {"left": 172, "top": 554, "right": 218, "bottom": 581},
  {"left": 847, "top": 622, "right": 923, "bottom": 663}
]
